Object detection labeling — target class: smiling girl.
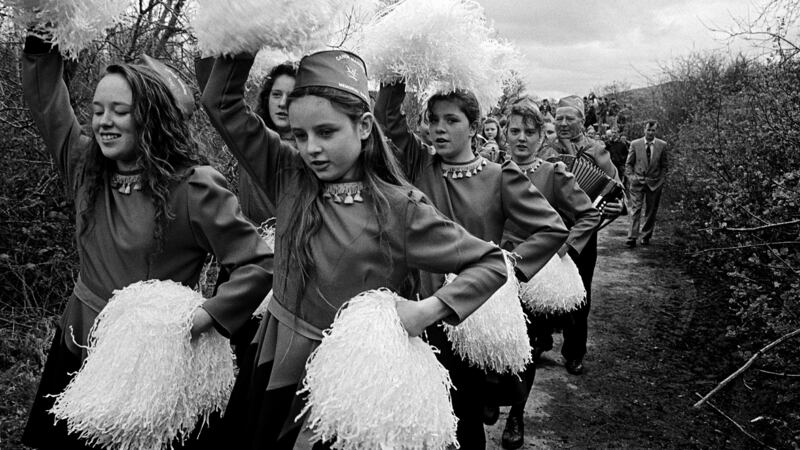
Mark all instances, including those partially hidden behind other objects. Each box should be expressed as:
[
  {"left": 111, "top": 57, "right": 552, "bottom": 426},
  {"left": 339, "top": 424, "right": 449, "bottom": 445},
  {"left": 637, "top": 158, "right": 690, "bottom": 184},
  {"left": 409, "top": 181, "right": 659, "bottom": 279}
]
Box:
[
  {"left": 200, "top": 51, "right": 507, "bottom": 449},
  {"left": 20, "top": 34, "right": 274, "bottom": 449},
  {"left": 479, "top": 116, "right": 505, "bottom": 162},
  {"left": 375, "top": 81, "right": 568, "bottom": 449}
]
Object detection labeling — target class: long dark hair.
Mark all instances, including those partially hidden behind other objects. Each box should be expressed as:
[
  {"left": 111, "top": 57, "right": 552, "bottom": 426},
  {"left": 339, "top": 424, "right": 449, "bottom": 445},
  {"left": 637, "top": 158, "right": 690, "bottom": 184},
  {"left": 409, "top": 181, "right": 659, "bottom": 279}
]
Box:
[
  {"left": 283, "top": 86, "right": 412, "bottom": 290},
  {"left": 256, "top": 62, "right": 298, "bottom": 131},
  {"left": 427, "top": 89, "right": 482, "bottom": 151},
  {"left": 79, "top": 63, "right": 208, "bottom": 252}
]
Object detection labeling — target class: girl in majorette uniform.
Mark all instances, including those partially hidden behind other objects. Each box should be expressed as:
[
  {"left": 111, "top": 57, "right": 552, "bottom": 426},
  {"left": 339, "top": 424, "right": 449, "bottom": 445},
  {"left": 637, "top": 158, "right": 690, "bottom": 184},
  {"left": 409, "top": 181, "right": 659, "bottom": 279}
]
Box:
[
  {"left": 493, "top": 99, "right": 602, "bottom": 450},
  {"left": 20, "top": 34, "right": 274, "bottom": 450},
  {"left": 374, "top": 80, "right": 569, "bottom": 449},
  {"left": 200, "top": 50, "right": 508, "bottom": 449}
]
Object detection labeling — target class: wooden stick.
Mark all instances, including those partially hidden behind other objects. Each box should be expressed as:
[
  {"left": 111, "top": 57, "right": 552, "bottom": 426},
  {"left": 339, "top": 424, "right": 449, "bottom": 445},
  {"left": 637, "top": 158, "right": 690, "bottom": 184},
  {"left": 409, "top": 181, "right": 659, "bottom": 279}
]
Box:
[
  {"left": 757, "top": 369, "right": 800, "bottom": 378},
  {"left": 719, "top": 219, "right": 800, "bottom": 233},
  {"left": 694, "top": 328, "right": 800, "bottom": 408},
  {"left": 694, "top": 393, "right": 776, "bottom": 450},
  {"left": 689, "top": 241, "right": 800, "bottom": 255}
]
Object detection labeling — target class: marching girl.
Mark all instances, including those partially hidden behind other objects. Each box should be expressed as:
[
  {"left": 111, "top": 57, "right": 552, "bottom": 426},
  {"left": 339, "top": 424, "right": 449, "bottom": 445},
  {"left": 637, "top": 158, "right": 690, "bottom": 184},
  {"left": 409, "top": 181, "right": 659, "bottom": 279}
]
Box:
[
  {"left": 374, "top": 81, "right": 568, "bottom": 449},
  {"left": 200, "top": 51, "right": 508, "bottom": 448},
  {"left": 494, "top": 99, "right": 602, "bottom": 450},
  {"left": 20, "top": 34, "right": 274, "bottom": 449},
  {"left": 538, "top": 95, "right": 623, "bottom": 377}
]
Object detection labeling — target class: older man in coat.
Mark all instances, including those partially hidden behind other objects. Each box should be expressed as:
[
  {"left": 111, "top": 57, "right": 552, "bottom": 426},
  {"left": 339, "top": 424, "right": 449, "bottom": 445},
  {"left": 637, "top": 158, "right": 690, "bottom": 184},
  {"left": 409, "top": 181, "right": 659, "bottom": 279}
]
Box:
[{"left": 625, "top": 120, "right": 668, "bottom": 247}]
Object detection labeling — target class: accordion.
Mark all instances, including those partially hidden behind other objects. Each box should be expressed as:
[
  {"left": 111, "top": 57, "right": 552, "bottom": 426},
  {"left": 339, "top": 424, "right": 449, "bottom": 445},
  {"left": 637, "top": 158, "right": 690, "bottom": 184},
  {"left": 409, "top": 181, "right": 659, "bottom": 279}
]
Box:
[{"left": 546, "top": 153, "right": 623, "bottom": 211}]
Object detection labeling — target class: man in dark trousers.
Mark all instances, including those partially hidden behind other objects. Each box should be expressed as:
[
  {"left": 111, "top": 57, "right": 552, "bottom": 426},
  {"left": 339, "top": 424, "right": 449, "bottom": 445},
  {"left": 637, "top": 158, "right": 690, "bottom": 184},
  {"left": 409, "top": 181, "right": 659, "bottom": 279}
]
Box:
[
  {"left": 625, "top": 120, "right": 668, "bottom": 247},
  {"left": 538, "top": 95, "right": 623, "bottom": 376}
]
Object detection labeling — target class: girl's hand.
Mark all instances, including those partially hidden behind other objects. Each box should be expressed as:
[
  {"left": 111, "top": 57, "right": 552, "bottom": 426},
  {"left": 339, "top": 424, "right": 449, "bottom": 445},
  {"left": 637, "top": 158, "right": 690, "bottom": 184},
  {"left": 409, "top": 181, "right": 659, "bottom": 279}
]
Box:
[
  {"left": 395, "top": 296, "right": 452, "bottom": 337},
  {"left": 190, "top": 307, "right": 215, "bottom": 342}
]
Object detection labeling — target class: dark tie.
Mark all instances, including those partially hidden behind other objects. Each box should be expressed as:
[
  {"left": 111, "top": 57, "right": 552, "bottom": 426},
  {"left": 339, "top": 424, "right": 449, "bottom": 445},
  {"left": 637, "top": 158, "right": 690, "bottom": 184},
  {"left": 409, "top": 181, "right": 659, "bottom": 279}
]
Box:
[{"left": 646, "top": 143, "right": 652, "bottom": 166}]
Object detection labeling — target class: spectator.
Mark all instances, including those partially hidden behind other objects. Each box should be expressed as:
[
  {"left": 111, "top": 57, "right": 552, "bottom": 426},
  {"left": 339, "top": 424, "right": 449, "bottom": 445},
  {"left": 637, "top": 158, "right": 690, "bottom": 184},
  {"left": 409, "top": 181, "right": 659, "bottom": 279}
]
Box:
[{"left": 625, "top": 120, "right": 668, "bottom": 247}]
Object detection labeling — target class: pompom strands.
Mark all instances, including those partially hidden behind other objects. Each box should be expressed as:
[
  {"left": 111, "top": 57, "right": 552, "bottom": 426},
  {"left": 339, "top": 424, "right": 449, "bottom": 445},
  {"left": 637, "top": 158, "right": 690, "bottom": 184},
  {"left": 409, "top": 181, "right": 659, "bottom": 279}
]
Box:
[
  {"left": 299, "top": 290, "right": 457, "bottom": 450},
  {"left": 521, "top": 254, "right": 586, "bottom": 315},
  {"left": 191, "top": 0, "right": 381, "bottom": 57},
  {"left": 8, "top": 0, "right": 130, "bottom": 59},
  {"left": 442, "top": 252, "right": 532, "bottom": 374},
  {"left": 50, "top": 280, "right": 235, "bottom": 450},
  {"left": 253, "top": 220, "right": 276, "bottom": 318},
  {"left": 355, "top": 0, "right": 520, "bottom": 116}
]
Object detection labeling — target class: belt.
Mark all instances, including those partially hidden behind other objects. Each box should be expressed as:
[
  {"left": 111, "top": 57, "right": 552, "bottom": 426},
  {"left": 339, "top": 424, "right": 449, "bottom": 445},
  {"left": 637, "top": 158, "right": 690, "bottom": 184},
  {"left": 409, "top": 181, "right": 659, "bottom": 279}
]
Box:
[{"left": 266, "top": 295, "right": 324, "bottom": 342}]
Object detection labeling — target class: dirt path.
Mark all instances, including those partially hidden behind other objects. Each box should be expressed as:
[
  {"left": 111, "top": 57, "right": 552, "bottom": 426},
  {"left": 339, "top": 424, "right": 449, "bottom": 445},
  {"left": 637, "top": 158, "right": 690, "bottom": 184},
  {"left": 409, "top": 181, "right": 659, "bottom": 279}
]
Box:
[{"left": 484, "top": 216, "right": 740, "bottom": 449}]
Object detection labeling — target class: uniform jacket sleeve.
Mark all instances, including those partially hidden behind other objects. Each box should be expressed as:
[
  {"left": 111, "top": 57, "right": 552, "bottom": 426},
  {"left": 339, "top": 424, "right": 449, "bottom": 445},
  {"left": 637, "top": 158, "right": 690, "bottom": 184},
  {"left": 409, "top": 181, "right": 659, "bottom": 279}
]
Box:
[
  {"left": 22, "top": 36, "right": 92, "bottom": 197},
  {"left": 374, "top": 81, "right": 431, "bottom": 183},
  {"left": 187, "top": 166, "right": 274, "bottom": 337},
  {"left": 403, "top": 192, "right": 506, "bottom": 324},
  {"left": 500, "top": 161, "right": 569, "bottom": 280},
  {"left": 200, "top": 53, "right": 296, "bottom": 206},
  {"left": 551, "top": 162, "right": 601, "bottom": 254}
]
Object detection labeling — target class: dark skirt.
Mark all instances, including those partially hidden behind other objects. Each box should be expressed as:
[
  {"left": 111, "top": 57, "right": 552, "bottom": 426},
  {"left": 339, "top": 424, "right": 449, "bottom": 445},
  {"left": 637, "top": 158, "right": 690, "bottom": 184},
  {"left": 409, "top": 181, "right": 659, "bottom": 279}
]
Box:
[{"left": 23, "top": 326, "right": 221, "bottom": 450}]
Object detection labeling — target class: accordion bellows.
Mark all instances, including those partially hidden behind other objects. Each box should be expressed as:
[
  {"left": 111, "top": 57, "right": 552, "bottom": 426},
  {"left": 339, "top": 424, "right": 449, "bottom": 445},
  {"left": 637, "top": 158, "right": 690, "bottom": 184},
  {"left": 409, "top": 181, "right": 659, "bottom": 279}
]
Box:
[
  {"left": 300, "top": 289, "right": 457, "bottom": 450},
  {"left": 50, "top": 280, "right": 235, "bottom": 450},
  {"left": 521, "top": 254, "right": 586, "bottom": 315},
  {"left": 442, "top": 251, "right": 532, "bottom": 374},
  {"left": 547, "top": 154, "right": 622, "bottom": 208}
]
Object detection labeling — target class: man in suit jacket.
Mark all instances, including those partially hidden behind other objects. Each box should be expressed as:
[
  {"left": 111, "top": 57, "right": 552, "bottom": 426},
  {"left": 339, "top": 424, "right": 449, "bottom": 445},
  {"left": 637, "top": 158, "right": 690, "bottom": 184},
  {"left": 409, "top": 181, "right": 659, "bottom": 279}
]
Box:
[{"left": 625, "top": 120, "right": 668, "bottom": 247}]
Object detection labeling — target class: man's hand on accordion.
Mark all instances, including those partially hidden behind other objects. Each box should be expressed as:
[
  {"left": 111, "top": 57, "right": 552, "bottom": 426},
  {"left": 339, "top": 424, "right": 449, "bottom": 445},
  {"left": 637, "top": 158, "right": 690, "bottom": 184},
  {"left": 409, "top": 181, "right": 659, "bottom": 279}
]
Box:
[{"left": 600, "top": 200, "right": 623, "bottom": 221}]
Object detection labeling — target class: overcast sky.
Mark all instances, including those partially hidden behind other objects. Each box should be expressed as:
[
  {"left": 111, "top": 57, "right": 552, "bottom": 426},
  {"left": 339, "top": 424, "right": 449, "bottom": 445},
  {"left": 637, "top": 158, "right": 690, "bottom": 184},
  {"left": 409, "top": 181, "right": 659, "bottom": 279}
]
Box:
[{"left": 479, "top": 0, "right": 760, "bottom": 98}]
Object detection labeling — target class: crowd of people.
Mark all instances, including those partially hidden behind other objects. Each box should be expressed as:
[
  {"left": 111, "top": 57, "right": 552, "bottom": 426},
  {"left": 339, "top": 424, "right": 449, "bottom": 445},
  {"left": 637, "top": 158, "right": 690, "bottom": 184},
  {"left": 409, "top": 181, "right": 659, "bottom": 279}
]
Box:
[{"left": 18, "top": 23, "right": 668, "bottom": 450}]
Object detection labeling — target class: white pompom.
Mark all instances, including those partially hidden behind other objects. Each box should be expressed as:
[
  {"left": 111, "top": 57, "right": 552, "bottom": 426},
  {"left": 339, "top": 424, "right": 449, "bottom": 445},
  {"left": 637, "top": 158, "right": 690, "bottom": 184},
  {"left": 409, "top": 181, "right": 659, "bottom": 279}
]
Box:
[
  {"left": 442, "top": 251, "right": 531, "bottom": 374},
  {"left": 299, "top": 289, "right": 457, "bottom": 450},
  {"left": 252, "top": 220, "right": 275, "bottom": 318},
  {"left": 50, "top": 280, "right": 235, "bottom": 450},
  {"left": 8, "top": 0, "right": 129, "bottom": 58},
  {"left": 355, "top": 0, "right": 520, "bottom": 115},
  {"left": 521, "top": 254, "right": 586, "bottom": 315},
  {"left": 191, "top": 0, "right": 381, "bottom": 57}
]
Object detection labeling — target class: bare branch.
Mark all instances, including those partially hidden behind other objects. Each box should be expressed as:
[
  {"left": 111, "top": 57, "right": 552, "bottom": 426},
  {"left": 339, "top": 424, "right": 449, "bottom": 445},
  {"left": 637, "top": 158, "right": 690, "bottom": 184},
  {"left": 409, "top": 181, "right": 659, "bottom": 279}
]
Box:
[
  {"left": 694, "top": 328, "right": 800, "bottom": 408},
  {"left": 693, "top": 394, "right": 777, "bottom": 450}
]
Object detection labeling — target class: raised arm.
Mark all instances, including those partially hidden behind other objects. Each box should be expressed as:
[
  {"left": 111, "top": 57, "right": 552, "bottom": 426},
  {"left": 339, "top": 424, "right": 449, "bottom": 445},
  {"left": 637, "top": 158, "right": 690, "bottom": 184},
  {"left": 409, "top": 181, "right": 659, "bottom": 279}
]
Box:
[
  {"left": 200, "top": 53, "right": 295, "bottom": 205},
  {"left": 22, "top": 35, "right": 93, "bottom": 196},
  {"left": 187, "top": 166, "right": 274, "bottom": 337},
  {"left": 501, "top": 162, "right": 569, "bottom": 281},
  {"left": 551, "top": 162, "right": 601, "bottom": 255},
  {"left": 404, "top": 193, "right": 507, "bottom": 325},
  {"left": 374, "top": 80, "right": 431, "bottom": 182}
]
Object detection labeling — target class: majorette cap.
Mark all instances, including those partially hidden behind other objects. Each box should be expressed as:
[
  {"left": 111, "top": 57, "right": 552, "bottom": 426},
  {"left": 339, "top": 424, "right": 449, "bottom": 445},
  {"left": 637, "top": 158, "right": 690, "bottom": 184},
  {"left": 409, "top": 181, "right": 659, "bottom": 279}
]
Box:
[
  {"left": 295, "top": 50, "right": 370, "bottom": 106},
  {"left": 557, "top": 95, "right": 585, "bottom": 119},
  {"left": 138, "top": 54, "right": 196, "bottom": 118}
]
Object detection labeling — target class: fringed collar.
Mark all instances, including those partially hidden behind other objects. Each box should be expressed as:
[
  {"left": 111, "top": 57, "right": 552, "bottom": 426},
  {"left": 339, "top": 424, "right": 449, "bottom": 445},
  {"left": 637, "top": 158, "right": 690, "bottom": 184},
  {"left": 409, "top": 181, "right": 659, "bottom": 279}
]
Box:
[
  {"left": 516, "top": 158, "right": 544, "bottom": 174},
  {"left": 441, "top": 156, "right": 488, "bottom": 179},
  {"left": 110, "top": 169, "right": 143, "bottom": 195},
  {"left": 322, "top": 181, "right": 365, "bottom": 205}
]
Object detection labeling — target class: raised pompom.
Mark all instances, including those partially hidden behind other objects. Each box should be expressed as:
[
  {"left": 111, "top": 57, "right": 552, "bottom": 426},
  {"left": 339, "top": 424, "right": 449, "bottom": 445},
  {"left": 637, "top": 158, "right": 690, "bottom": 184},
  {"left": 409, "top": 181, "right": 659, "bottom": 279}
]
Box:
[
  {"left": 299, "top": 289, "right": 457, "bottom": 450},
  {"left": 442, "top": 251, "right": 531, "bottom": 374},
  {"left": 521, "top": 254, "right": 586, "bottom": 315},
  {"left": 50, "top": 280, "right": 235, "bottom": 450},
  {"left": 355, "top": 0, "right": 520, "bottom": 115},
  {"left": 191, "top": 0, "right": 381, "bottom": 57},
  {"left": 8, "top": 0, "right": 129, "bottom": 58}
]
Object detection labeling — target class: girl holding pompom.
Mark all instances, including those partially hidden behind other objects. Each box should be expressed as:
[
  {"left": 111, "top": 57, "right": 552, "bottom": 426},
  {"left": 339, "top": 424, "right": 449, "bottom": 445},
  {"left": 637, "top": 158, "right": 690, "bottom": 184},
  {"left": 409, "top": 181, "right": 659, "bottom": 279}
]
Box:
[
  {"left": 20, "top": 35, "right": 274, "bottom": 449},
  {"left": 491, "top": 98, "right": 602, "bottom": 450},
  {"left": 374, "top": 81, "right": 568, "bottom": 449},
  {"left": 200, "top": 51, "right": 508, "bottom": 449},
  {"left": 479, "top": 116, "right": 505, "bottom": 163}
]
